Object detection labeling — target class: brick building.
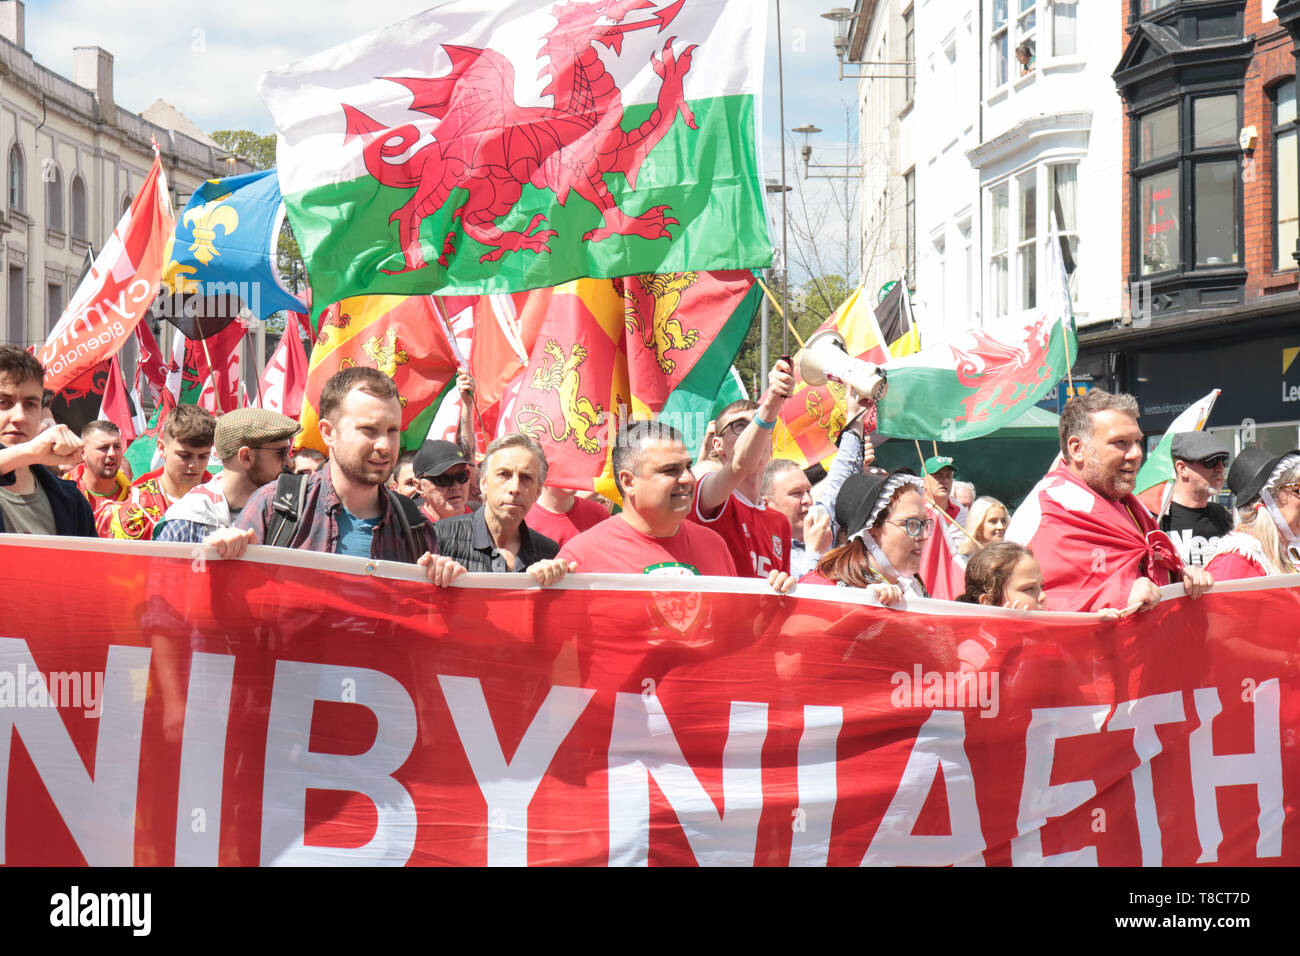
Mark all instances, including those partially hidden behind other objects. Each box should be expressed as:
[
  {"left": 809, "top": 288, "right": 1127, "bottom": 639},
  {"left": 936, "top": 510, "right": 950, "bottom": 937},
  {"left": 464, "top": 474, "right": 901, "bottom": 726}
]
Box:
[{"left": 1081, "top": 0, "right": 1300, "bottom": 458}]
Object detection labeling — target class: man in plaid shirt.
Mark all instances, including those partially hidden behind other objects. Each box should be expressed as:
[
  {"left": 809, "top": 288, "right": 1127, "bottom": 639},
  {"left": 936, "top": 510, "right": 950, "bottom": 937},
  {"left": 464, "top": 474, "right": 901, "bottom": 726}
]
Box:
[{"left": 207, "top": 367, "right": 466, "bottom": 584}]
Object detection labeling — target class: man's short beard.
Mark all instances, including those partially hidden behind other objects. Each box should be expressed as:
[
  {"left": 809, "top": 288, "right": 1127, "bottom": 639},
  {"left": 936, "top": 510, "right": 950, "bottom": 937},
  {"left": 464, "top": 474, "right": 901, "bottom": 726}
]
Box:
[
  {"left": 1084, "top": 447, "right": 1133, "bottom": 499},
  {"left": 335, "top": 450, "right": 387, "bottom": 487}
]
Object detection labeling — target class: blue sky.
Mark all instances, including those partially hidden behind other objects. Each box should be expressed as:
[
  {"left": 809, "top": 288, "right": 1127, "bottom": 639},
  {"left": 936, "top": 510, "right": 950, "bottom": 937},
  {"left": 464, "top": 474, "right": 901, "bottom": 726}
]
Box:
[{"left": 29, "top": 0, "right": 857, "bottom": 279}]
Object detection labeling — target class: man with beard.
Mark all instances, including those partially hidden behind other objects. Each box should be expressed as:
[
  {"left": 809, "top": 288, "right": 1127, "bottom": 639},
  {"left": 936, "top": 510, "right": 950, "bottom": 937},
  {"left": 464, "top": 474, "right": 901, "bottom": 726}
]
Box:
[
  {"left": 214, "top": 368, "right": 462, "bottom": 583},
  {"left": 1006, "top": 389, "right": 1212, "bottom": 612},
  {"left": 64, "top": 420, "right": 131, "bottom": 535}
]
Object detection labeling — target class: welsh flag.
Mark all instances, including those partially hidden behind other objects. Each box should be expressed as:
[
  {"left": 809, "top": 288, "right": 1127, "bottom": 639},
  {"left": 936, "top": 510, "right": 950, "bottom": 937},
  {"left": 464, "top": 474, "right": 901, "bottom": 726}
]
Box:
[
  {"left": 258, "top": 0, "right": 770, "bottom": 317},
  {"left": 296, "top": 295, "right": 462, "bottom": 454},
  {"left": 503, "top": 271, "right": 757, "bottom": 497},
  {"left": 876, "top": 231, "right": 1077, "bottom": 442}
]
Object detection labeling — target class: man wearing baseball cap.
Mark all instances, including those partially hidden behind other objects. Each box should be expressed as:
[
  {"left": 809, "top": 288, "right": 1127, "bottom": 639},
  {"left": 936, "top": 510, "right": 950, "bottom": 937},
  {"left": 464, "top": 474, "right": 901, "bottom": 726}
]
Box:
[
  {"left": 923, "top": 455, "right": 967, "bottom": 551},
  {"left": 413, "top": 438, "right": 475, "bottom": 523},
  {"left": 156, "top": 407, "right": 300, "bottom": 544},
  {"left": 1160, "top": 431, "right": 1232, "bottom": 567}
]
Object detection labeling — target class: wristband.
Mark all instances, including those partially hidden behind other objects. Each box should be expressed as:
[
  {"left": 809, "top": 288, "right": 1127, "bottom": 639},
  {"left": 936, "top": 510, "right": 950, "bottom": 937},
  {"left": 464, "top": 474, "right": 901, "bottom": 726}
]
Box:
[{"left": 753, "top": 413, "right": 777, "bottom": 430}]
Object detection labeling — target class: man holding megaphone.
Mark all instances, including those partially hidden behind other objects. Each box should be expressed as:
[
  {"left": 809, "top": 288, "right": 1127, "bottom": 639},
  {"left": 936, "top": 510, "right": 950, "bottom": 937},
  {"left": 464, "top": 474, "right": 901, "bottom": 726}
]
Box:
[{"left": 690, "top": 359, "right": 798, "bottom": 583}]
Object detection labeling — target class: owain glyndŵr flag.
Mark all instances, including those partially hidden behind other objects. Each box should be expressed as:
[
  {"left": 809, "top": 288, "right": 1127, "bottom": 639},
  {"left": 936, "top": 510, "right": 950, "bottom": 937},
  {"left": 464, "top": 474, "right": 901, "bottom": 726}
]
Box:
[{"left": 258, "top": 0, "right": 770, "bottom": 315}]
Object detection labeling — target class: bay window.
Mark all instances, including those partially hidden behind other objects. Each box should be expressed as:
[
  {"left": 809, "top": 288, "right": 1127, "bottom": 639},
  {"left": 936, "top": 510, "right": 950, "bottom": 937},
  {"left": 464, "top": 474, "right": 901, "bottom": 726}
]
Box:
[{"left": 1131, "top": 93, "right": 1242, "bottom": 277}]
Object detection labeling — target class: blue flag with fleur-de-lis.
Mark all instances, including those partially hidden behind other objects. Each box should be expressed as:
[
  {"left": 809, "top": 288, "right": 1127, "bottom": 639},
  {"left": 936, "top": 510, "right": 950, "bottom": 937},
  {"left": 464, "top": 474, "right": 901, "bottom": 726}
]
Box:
[{"left": 159, "top": 169, "right": 305, "bottom": 327}]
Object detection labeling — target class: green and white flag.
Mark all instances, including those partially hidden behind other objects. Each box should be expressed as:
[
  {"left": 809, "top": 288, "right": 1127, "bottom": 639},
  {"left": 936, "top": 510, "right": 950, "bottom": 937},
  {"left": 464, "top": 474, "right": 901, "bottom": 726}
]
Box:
[
  {"left": 259, "top": 0, "right": 771, "bottom": 316},
  {"left": 876, "top": 225, "right": 1078, "bottom": 442},
  {"left": 1134, "top": 388, "right": 1221, "bottom": 496}
]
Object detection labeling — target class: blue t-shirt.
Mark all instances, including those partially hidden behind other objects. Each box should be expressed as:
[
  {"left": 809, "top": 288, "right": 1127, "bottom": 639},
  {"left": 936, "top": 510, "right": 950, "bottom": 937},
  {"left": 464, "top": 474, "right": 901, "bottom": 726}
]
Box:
[{"left": 336, "top": 507, "right": 378, "bottom": 558}]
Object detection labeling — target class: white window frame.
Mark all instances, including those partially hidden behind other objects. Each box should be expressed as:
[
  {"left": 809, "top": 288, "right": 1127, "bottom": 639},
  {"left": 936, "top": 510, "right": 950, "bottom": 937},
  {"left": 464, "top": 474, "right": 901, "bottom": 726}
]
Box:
[{"left": 986, "top": 158, "right": 1083, "bottom": 321}]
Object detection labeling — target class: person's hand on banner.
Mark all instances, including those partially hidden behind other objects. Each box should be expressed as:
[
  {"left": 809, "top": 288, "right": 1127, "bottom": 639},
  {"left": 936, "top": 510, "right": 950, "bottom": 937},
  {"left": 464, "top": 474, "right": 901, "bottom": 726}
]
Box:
[
  {"left": 456, "top": 369, "right": 474, "bottom": 395},
  {"left": 204, "top": 527, "right": 255, "bottom": 559},
  {"left": 1181, "top": 566, "right": 1213, "bottom": 599},
  {"left": 869, "top": 583, "right": 904, "bottom": 606},
  {"left": 767, "top": 569, "right": 795, "bottom": 594},
  {"left": 421, "top": 552, "right": 468, "bottom": 587},
  {"left": 1126, "top": 577, "right": 1162, "bottom": 613},
  {"left": 527, "top": 558, "right": 577, "bottom": 587}
]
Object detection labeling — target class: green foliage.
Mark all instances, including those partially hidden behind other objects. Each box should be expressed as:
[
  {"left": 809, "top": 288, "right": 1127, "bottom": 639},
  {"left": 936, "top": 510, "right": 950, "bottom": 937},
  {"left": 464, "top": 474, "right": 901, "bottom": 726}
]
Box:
[
  {"left": 734, "top": 273, "right": 853, "bottom": 395},
  {"left": 209, "top": 130, "right": 276, "bottom": 171}
]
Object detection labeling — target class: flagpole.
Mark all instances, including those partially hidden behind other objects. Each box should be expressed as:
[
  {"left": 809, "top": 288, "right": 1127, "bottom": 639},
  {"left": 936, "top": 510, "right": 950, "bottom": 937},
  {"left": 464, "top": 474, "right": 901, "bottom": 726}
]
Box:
[
  {"left": 776, "top": 0, "right": 790, "bottom": 360},
  {"left": 755, "top": 275, "right": 806, "bottom": 349},
  {"left": 196, "top": 333, "right": 225, "bottom": 415}
]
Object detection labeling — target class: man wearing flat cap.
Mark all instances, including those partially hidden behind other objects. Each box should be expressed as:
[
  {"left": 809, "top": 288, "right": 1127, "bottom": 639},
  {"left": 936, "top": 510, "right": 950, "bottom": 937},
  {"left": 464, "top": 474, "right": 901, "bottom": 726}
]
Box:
[
  {"left": 156, "top": 407, "right": 300, "bottom": 544},
  {"left": 1160, "top": 431, "right": 1232, "bottom": 567}
]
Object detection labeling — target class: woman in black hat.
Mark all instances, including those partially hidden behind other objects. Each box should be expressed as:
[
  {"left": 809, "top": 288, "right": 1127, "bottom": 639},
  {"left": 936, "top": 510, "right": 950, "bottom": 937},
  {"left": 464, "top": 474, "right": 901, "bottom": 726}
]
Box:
[
  {"left": 799, "top": 468, "right": 931, "bottom": 603},
  {"left": 1206, "top": 448, "right": 1300, "bottom": 579}
]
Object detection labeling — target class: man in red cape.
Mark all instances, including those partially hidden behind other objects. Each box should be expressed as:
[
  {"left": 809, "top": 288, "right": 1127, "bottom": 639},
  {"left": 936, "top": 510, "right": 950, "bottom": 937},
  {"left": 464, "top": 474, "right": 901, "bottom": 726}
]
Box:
[{"left": 1006, "top": 389, "right": 1213, "bottom": 613}]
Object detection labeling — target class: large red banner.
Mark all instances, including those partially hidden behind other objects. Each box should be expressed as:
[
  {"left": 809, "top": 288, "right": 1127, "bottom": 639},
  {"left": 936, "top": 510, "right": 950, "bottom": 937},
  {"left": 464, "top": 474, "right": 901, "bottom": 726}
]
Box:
[{"left": 1, "top": 536, "right": 1298, "bottom": 866}]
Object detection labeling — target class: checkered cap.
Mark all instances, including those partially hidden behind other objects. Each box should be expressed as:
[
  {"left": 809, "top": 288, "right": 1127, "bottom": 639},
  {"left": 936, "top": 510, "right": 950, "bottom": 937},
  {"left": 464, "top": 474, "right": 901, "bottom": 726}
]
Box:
[{"left": 215, "top": 408, "right": 301, "bottom": 461}]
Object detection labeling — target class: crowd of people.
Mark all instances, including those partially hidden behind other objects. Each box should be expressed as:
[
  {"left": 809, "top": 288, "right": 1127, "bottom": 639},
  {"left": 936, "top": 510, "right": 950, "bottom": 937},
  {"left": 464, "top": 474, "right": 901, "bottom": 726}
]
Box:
[{"left": 3, "top": 342, "right": 1296, "bottom": 618}]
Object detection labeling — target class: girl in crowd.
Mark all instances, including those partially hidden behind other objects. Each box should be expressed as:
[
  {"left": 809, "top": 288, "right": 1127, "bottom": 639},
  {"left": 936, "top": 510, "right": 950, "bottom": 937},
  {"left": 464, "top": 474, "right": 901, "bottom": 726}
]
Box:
[
  {"left": 800, "top": 468, "right": 931, "bottom": 605},
  {"left": 960, "top": 496, "right": 1009, "bottom": 556},
  {"left": 1206, "top": 448, "right": 1300, "bottom": 579},
  {"left": 956, "top": 541, "right": 1047, "bottom": 609}
]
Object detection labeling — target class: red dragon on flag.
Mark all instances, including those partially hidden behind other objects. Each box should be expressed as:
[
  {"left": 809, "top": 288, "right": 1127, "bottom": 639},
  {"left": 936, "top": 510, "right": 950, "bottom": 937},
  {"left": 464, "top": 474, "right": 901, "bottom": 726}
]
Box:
[{"left": 340, "top": 0, "right": 698, "bottom": 272}]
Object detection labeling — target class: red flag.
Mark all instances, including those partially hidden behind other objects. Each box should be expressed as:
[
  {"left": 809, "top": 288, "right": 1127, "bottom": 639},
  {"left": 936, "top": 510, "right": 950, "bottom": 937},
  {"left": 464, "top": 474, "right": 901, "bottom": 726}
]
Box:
[
  {"left": 256, "top": 313, "right": 309, "bottom": 416},
  {"left": 920, "top": 504, "right": 966, "bottom": 601},
  {"left": 134, "top": 320, "right": 167, "bottom": 404},
  {"left": 38, "top": 152, "right": 174, "bottom": 392},
  {"left": 98, "top": 354, "right": 142, "bottom": 442},
  {"left": 193, "top": 323, "right": 246, "bottom": 414},
  {"left": 467, "top": 291, "right": 548, "bottom": 446}
]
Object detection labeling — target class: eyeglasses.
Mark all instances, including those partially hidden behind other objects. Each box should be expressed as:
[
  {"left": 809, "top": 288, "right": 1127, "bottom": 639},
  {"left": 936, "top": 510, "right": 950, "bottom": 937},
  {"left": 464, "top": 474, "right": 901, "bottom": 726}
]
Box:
[
  {"left": 251, "top": 445, "right": 292, "bottom": 461},
  {"left": 1196, "top": 456, "right": 1229, "bottom": 469},
  {"left": 426, "top": 468, "right": 471, "bottom": 487},
  {"left": 889, "top": 517, "right": 935, "bottom": 538},
  {"left": 718, "top": 418, "right": 752, "bottom": 438}
]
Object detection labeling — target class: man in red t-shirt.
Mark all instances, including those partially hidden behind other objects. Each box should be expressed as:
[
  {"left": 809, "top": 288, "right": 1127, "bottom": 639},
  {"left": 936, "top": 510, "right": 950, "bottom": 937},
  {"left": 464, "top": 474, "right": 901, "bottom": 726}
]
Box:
[
  {"left": 64, "top": 420, "right": 130, "bottom": 535},
  {"left": 560, "top": 422, "right": 792, "bottom": 595},
  {"left": 690, "top": 359, "right": 795, "bottom": 577},
  {"left": 527, "top": 485, "right": 609, "bottom": 547}
]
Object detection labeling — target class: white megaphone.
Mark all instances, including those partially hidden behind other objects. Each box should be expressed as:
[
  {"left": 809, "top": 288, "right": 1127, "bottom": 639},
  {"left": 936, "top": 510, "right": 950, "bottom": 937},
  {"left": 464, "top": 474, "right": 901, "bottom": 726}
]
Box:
[{"left": 795, "top": 330, "right": 889, "bottom": 403}]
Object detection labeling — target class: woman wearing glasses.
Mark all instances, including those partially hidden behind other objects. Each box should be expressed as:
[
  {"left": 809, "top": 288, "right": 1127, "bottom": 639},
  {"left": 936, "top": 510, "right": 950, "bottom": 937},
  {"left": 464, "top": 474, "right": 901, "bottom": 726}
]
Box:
[
  {"left": 1206, "top": 448, "right": 1300, "bottom": 579},
  {"left": 799, "top": 468, "right": 932, "bottom": 605}
]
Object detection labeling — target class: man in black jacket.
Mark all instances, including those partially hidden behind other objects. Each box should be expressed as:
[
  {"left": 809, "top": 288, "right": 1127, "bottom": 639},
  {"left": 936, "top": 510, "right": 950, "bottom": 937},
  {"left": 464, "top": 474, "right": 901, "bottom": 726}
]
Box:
[{"left": 0, "top": 347, "right": 95, "bottom": 536}]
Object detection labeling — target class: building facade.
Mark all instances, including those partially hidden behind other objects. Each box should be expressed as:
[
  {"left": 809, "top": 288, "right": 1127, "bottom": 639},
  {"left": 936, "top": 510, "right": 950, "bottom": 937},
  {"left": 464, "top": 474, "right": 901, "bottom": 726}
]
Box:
[
  {"left": 843, "top": 0, "right": 1123, "bottom": 349},
  {"left": 1084, "top": 0, "right": 1300, "bottom": 459},
  {"left": 0, "top": 0, "right": 249, "bottom": 372},
  {"left": 843, "top": 0, "right": 917, "bottom": 312}
]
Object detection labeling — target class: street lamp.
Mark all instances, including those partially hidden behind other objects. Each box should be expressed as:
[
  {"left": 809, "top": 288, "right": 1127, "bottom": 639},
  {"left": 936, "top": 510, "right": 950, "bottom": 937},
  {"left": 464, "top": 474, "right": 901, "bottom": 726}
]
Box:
[{"left": 820, "top": 6, "right": 913, "bottom": 81}]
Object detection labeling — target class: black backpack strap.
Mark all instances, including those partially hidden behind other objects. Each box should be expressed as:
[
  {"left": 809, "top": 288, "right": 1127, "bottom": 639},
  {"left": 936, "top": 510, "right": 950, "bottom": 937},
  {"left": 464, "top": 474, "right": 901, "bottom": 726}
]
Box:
[
  {"left": 266, "top": 472, "right": 309, "bottom": 548},
  {"left": 385, "top": 488, "right": 427, "bottom": 564}
]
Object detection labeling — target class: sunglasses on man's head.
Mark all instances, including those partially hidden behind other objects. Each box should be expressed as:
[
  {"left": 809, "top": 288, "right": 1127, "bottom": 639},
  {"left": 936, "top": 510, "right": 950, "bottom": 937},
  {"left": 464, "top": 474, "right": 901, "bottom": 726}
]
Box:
[{"left": 426, "top": 468, "right": 471, "bottom": 487}]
